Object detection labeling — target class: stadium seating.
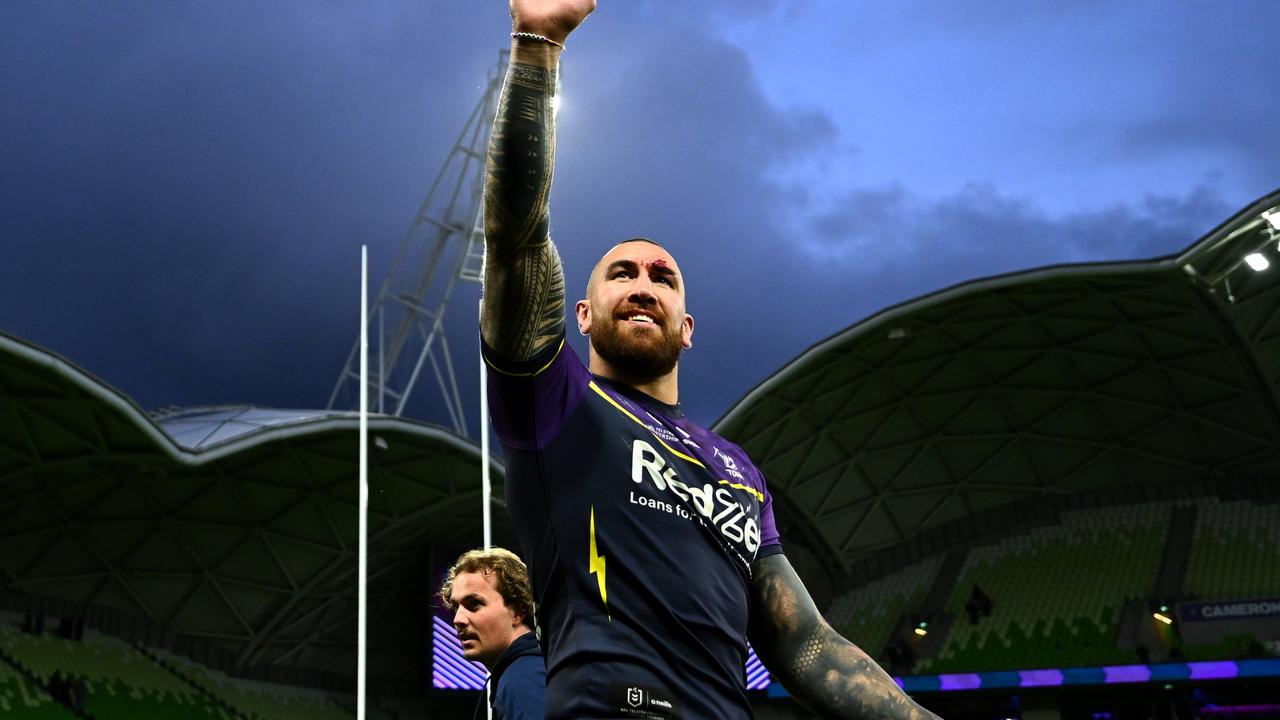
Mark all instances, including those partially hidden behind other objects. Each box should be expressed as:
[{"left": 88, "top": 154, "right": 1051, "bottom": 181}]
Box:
[
  {"left": 153, "top": 647, "right": 354, "bottom": 720},
  {"left": 0, "top": 616, "right": 226, "bottom": 718},
  {"left": 1, "top": 613, "right": 354, "bottom": 718},
  {"left": 918, "top": 502, "right": 1173, "bottom": 673},
  {"left": 3, "top": 497, "right": 1273, "bottom": 711},
  {"left": 1183, "top": 499, "right": 1280, "bottom": 601},
  {"left": 1174, "top": 500, "right": 1280, "bottom": 662},
  {"left": 0, "top": 660, "right": 77, "bottom": 718},
  {"left": 826, "top": 556, "right": 941, "bottom": 655}
]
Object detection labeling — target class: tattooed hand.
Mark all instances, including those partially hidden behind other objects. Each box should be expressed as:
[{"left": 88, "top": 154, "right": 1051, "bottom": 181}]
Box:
[{"left": 749, "top": 554, "right": 942, "bottom": 720}]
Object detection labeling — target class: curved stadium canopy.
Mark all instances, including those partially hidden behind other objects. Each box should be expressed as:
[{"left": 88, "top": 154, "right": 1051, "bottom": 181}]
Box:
[
  {"left": 715, "top": 189, "right": 1280, "bottom": 589},
  {"left": 0, "top": 333, "right": 503, "bottom": 687}
]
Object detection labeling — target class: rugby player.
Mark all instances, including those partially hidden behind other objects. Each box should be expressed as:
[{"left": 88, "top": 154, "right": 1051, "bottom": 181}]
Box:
[{"left": 480, "top": 1, "right": 942, "bottom": 718}]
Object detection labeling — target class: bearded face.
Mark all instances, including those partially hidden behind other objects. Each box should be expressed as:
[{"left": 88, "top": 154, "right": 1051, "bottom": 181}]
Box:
[
  {"left": 588, "top": 306, "right": 685, "bottom": 381},
  {"left": 577, "top": 240, "right": 694, "bottom": 384}
]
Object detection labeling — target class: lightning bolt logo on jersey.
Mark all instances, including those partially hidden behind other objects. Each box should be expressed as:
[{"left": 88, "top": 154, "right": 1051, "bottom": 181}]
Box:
[{"left": 484, "top": 335, "right": 783, "bottom": 720}]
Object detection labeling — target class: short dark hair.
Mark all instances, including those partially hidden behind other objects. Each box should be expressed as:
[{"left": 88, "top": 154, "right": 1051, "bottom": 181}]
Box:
[{"left": 438, "top": 547, "right": 535, "bottom": 629}]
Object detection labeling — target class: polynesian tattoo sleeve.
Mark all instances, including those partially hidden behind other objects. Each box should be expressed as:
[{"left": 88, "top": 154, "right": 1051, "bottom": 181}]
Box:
[
  {"left": 481, "top": 43, "right": 567, "bottom": 362},
  {"left": 749, "top": 554, "right": 942, "bottom": 720}
]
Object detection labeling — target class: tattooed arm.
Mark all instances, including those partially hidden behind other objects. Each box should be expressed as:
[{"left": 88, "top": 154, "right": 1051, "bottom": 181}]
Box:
[
  {"left": 482, "top": 0, "right": 594, "bottom": 361},
  {"left": 749, "top": 554, "right": 941, "bottom": 720}
]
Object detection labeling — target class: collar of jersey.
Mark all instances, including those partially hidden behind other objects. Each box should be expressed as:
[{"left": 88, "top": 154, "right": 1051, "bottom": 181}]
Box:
[{"left": 588, "top": 373, "right": 685, "bottom": 419}]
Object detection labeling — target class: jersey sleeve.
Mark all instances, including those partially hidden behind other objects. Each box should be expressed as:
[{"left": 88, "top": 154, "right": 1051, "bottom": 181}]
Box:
[
  {"left": 482, "top": 333, "right": 590, "bottom": 451},
  {"left": 756, "top": 469, "right": 784, "bottom": 559}
]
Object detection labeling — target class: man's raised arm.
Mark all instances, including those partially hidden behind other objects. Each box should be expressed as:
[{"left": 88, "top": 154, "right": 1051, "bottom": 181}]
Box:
[
  {"left": 481, "top": 0, "right": 594, "bottom": 362},
  {"left": 749, "top": 554, "right": 942, "bottom": 720}
]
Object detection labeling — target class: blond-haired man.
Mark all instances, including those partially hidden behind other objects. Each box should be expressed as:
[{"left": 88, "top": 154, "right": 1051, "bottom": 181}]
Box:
[{"left": 440, "top": 548, "right": 546, "bottom": 720}]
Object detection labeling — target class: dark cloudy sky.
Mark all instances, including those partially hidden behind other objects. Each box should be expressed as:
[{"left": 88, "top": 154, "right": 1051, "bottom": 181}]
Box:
[{"left": 2, "top": 1, "right": 1277, "bottom": 432}]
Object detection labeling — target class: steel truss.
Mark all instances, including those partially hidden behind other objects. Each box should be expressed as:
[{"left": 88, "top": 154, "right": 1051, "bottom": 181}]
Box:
[{"left": 328, "top": 50, "right": 509, "bottom": 435}]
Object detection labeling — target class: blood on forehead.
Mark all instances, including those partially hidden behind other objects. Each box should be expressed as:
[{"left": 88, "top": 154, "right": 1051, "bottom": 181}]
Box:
[{"left": 646, "top": 259, "right": 669, "bottom": 269}]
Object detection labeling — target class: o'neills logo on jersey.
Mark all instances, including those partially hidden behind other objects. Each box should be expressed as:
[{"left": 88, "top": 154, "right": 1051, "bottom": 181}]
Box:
[{"left": 630, "top": 439, "right": 761, "bottom": 554}]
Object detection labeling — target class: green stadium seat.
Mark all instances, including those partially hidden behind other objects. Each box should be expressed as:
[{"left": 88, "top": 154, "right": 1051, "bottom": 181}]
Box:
[
  {"left": 1184, "top": 500, "right": 1280, "bottom": 601},
  {"left": 0, "top": 662, "right": 78, "bottom": 718},
  {"left": 0, "top": 611, "right": 362, "bottom": 719},
  {"left": 0, "top": 618, "right": 230, "bottom": 718},
  {"left": 825, "top": 556, "right": 942, "bottom": 658},
  {"left": 917, "top": 502, "right": 1174, "bottom": 673},
  {"left": 154, "top": 648, "right": 354, "bottom": 720}
]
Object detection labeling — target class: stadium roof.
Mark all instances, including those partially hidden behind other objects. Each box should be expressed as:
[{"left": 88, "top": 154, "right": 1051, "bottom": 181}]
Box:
[
  {"left": 0, "top": 330, "right": 501, "bottom": 684},
  {"left": 715, "top": 188, "right": 1280, "bottom": 582}
]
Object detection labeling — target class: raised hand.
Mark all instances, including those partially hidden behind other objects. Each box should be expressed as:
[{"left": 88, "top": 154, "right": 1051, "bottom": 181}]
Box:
[
  {"left": 481, "top": 0, "right": 590, "bottom": 362},
  {"left": 510, "top": 0, "right": 596, "bottom": 45}
]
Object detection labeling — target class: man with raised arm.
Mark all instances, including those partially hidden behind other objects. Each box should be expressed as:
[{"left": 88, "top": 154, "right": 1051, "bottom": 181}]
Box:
[{"left": 480, "top": 2, "right": 942, "bottom": 718}]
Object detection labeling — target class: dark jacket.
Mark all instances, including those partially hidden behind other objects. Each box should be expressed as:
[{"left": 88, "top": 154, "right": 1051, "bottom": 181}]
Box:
[{"left": 474, "top": 631, "right": 546, "bottom": 720}]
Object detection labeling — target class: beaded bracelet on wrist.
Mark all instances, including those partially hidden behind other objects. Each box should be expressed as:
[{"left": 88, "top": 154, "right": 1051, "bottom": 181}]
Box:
[{"left": 512, "top": 31, "right": 565, "bottom": 50}]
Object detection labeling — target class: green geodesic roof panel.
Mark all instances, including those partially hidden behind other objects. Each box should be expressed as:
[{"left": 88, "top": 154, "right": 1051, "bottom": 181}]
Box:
[
  {"left": 0, "top": 331, "right": 502, "bottom": 679},
  {"left": 716, "top": 189, "right": 1280, "bottom": 571}
]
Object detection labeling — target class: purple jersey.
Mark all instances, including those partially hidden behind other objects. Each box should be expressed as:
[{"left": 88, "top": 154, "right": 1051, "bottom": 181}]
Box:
[{"left": 484, "top": 335, "right": 782, "bottom": 720}]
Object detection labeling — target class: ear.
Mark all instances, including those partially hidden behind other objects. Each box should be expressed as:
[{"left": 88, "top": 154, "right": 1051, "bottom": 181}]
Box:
[
  {"left": 681, "top": 312, "right": 694, "bottom": 349},
  {"left": 575, "top": 299, "right": 591, "bottom": 335}
]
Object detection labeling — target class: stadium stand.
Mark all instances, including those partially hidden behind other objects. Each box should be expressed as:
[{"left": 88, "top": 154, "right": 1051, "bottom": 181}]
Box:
[
  {"left": 151, "top": 646, "right": 354, "bottom": 720},
  {"left": 0, "top": 613, "right": 225, "bottom": 718},
  {"left": 1184, "top": 499, "right": 1280, "bottom": 602},
  {"left": 0, "top": 611, "right": 359, "bottom": 719},
  {"left": 826, "top": 556, "right": 941, "bottom": 656},
  {"left": 0, "top": 329, "right": 506, "bottom": 712},
  {"left": 918, "top": 502, "right": 1173, "bottom": 673},
  {"left": 0, "top": 656, "right": 77, "bottom": 718},
  {"left": 1173, "top": 499, "right": 1280, "bottom": 662}
]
